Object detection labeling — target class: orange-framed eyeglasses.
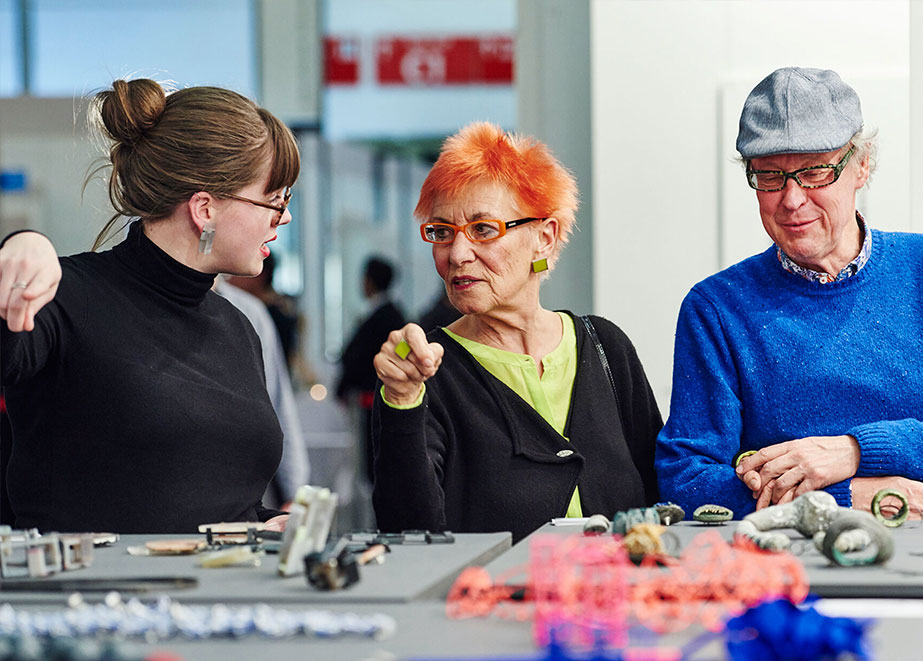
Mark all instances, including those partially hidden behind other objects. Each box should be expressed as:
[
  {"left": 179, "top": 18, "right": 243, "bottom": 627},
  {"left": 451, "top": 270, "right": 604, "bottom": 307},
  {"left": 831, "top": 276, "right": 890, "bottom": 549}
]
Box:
[{"left": 420, "top": 217, "right": 544, "bottom": 244}]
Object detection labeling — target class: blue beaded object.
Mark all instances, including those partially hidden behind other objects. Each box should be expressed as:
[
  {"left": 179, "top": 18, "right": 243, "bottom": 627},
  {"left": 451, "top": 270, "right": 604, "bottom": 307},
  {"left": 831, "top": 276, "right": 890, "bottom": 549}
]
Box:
[
  {"left": 726, "top": 599, "right": 870, "bottom": 661},
  {"left": 0, "top": 596, "right": 396, "bottom": 642}
]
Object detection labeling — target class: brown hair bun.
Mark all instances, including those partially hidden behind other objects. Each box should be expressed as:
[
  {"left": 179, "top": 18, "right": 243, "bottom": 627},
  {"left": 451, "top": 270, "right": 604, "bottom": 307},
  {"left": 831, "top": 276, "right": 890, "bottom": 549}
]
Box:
[{"left": 97, "top": 79, "right": 166, "bottom": 146}]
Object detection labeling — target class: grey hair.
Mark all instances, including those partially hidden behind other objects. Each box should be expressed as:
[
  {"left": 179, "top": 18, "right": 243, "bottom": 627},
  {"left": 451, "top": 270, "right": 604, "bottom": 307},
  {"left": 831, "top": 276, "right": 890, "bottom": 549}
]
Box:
[{"left": 850, "top": 127, "right": 878, "bottom": 181}]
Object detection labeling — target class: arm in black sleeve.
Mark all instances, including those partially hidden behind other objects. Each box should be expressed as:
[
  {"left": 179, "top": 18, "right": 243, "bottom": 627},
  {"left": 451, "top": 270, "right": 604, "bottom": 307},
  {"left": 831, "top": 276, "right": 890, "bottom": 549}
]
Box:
[
  {"left": 591, "top": 315, "right": 663, "bottom": 505},
  {"left": 1, "top": 260, "right": 71, "bottom": 385},
  {"left": 371, "top": 388, "right": 450, "bottom": 532}
]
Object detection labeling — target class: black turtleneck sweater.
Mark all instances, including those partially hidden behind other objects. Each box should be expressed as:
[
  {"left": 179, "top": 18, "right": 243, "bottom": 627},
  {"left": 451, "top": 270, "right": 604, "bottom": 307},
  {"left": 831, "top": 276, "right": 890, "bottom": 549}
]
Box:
[{"left": 1, "top": 223, "right": 283, "bottom": 533}]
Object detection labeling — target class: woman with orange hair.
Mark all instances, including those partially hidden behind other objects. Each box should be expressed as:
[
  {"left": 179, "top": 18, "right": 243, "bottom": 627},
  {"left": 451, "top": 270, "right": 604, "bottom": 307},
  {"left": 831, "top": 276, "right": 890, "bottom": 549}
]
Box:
[{"left": 372, "top": 122, "right": 661, "bottom": 542}]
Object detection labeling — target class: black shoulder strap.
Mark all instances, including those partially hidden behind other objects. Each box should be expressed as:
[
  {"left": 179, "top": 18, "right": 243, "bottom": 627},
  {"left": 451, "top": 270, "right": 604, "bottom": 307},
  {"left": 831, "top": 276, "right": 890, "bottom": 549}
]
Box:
[{"left": 580, "top": 315, "right": 622, "bottom": 413}]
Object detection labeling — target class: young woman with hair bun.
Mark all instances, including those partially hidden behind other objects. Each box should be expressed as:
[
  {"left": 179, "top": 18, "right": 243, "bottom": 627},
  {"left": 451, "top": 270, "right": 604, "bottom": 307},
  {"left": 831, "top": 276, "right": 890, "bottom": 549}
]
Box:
[{"left": 0, "top": 79, "right": 300, "bottom": 533}]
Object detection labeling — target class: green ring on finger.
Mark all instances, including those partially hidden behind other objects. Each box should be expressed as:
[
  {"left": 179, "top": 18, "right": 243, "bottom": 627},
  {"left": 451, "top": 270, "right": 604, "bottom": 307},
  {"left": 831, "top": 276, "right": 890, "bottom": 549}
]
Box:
[
  {"left": 732, "top": 449, "right": 758, "bottom": 468},
  {"left": 395, "top": 340, "right": 411, "bottom": 360},
  {"left": 871, "top": 488, "right": 909, "bottom": 528}
]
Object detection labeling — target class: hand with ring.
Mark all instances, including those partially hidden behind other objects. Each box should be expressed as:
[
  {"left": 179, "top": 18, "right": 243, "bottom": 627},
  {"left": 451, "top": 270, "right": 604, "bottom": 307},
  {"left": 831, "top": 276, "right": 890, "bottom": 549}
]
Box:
[
  {"left": 373, "top": 322, "right": 444, "bottom": 406},
  {"left": 0, "top": 232, "right": 62, "bottom": 332},
  {"left": 735, "top": 435, "right": 861, "bottom": 509}
]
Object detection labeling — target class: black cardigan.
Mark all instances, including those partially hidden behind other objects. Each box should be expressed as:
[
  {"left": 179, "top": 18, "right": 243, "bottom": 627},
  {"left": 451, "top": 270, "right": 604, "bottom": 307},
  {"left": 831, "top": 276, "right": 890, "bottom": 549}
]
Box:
[{"left": 372, "top": 313, "right": 662, "bottom": 543}]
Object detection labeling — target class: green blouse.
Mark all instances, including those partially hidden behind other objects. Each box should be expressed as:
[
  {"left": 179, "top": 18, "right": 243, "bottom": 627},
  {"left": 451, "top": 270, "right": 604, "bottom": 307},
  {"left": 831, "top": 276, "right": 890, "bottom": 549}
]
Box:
[{"left": 441, "top": 312, "right": 582, "bottom": 517}]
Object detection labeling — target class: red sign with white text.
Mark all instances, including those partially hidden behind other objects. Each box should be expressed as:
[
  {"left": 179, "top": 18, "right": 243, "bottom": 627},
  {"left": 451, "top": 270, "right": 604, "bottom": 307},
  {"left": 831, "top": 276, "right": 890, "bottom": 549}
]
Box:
[
  {"left": 375, "top": 36, "right": 513, "bottom": 86},
  {"left": 325, "top": 37, "right": 360, "bottom": 85}
]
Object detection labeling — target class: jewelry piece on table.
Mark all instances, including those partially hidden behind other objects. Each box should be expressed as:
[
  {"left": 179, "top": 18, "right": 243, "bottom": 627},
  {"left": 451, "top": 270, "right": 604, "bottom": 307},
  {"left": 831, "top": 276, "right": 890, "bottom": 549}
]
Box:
[
  {"left": 734, "top": 491, "right": 839, "bottom": 551},
  {"left": 693, "top": 504, "right": 733, "bottom": 524},
  {"left": 821, "top": 510, "right": 894, "bottom": 567},
  {"left": 583, "top": 514, "right": 610, "bottom": 534},
  {"left": 871, "top": 488, "right": 909, "bottom": 528},
  {"left": 612, "top": 507, "right": 660, "bottom": 535},
  {"left": 654, "top": 502, "right": 685, "bottom": 525}
]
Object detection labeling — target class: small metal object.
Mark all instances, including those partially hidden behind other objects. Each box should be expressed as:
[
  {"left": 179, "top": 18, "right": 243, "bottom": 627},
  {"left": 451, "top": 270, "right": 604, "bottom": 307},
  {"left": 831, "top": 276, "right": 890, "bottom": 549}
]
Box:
[
  {"left": 0, "top": 576, "right": 199, "bottom": 592},
  {"left": 583, "top": 514, "right": 610, "bottom": 534},
  {"left": 556, "top": 449, "right": 574, "bottom": 458},
  {"left": 198, "top": 222, "right": 215, "bottom": 254},
  {"left": 26, "top": 531, "right": 61, "bottom": 577},
  {"left": 305, "top": 537, "right": 360, "bottom": 591},
  {"left": 198, "top": 546, "right": 263, "bottom": 569},
  {"left": 278, "top": 486, "right": 338, "bottom": 576},
  {"left": 654, "top": 502, "right": 685, "bottom": 526},
  {"left": 11, "top": 281, "right": 28, "bottom": 289},
  {"left": 871, "top": 488, "right": 909, "bottom": 528},
  {"left": 693, "top": 504, "right": 733, "bottom": 524},
  {"left": 373, "top": 530, "right": 455, "bottom": 545},
  {"left": 60, "top": 535, "right": 94, "bottom": 570}
]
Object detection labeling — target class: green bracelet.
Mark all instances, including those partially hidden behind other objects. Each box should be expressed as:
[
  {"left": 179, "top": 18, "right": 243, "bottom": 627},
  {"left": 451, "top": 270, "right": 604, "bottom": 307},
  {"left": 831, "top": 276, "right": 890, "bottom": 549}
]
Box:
[{"left": 871, "top": 488, "right": 909, "bottom": 528}]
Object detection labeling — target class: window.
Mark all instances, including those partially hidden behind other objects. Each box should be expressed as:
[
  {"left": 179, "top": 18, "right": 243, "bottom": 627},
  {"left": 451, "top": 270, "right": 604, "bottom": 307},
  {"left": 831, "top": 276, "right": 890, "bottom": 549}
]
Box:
[{"left": 28, "top": 0, "right": 256, "bottom": 97}]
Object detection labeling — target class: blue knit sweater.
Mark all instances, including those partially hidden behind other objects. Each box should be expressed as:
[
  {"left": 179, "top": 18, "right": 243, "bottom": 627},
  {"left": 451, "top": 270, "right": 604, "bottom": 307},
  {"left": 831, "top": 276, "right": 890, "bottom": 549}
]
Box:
[{"left": 656, "top": 229, "right": 923, "bottom": 517}]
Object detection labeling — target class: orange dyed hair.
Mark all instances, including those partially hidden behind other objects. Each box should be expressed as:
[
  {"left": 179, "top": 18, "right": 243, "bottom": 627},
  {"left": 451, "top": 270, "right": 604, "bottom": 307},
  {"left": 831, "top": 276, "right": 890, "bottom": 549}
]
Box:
[{"left": 415, "top": 122, "right": 579, "bottom": 262}]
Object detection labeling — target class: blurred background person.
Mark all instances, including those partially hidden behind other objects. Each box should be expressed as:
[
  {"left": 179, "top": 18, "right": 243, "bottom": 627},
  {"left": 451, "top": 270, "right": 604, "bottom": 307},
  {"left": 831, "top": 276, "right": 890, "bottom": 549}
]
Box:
[
  {"left": 336, "top": 255, "right": 405, "bottom": 484},
  {"left": 215, "top": 276, "right": 311, "bottom": 508},
  {"left": 227, "top": 252, "right": 311, "bottom": 385}
]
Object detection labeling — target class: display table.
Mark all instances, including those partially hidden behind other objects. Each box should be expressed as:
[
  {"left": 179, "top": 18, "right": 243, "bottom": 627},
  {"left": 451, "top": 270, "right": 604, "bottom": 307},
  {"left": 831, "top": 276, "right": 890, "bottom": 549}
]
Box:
[
  {"left": 1, "top": 532, "right": 511, "bottom": 606},
  {"left": 3, "top": 523, "right": 923, "bottom": 659}
]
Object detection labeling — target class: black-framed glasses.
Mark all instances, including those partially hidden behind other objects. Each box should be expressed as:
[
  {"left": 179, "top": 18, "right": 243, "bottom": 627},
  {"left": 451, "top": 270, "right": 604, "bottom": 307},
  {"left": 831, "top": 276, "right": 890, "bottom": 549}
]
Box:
[
  {"left": 746, "top": 146, "right": 855, "bottom": 192},
  {"left": 420, "top": 217, "right": 544, "bottom": 244},
  {"left": 222, "top": 187, "right": 292, "bottom": 222}
]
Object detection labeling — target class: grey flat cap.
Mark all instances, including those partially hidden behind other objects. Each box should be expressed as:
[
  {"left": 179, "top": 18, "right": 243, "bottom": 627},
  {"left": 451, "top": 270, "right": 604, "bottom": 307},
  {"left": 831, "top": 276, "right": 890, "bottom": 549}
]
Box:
[{"left": 736, "top": 67, "right": 863, "bottom": 159}]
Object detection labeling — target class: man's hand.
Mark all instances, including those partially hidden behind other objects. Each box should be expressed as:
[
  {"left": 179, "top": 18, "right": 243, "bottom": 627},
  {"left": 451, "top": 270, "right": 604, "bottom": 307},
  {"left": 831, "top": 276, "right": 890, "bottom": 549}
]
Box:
[
  {"left": 735, "top": 435, "right": 860, "bottom": 509},
  {"left": 852, "top": 476, "right": 923, "bottom": 519}
]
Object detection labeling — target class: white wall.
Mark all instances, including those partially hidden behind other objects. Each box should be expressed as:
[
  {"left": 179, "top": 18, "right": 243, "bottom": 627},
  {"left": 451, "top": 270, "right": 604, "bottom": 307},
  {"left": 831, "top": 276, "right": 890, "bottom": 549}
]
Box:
[
  {"left": 590, "top": 0, "right": 911, "bottom": 413},
  {"left": 517, "top": 0, "right": 593, "bottom": 315},
  {"left": 0, "top": 97, "right": 109, "bottom": 255}
]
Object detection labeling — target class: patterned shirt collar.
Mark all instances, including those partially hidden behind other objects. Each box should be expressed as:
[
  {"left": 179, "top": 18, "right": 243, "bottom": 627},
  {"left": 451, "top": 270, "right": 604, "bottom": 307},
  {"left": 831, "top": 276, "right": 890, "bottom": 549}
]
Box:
[{"left": 776, "top": 212, "right": 871, "bottom": 284}]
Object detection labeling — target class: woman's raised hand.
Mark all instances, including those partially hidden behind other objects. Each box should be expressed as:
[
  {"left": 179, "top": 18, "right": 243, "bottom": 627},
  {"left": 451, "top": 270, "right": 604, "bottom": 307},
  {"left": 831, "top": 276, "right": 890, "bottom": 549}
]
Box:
[
  {"left": 373, "top": 322, "right": 444, "bottom": 407},
  {"left": 0, "top": 232, "right": 61, "bottom": 332}
]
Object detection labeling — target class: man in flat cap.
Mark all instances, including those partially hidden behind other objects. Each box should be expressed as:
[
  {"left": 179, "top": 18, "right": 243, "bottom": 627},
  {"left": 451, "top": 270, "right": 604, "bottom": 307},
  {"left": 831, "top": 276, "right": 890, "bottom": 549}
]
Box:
[{"left": 656, "top": 67, "right": 923, "bottom": 517}]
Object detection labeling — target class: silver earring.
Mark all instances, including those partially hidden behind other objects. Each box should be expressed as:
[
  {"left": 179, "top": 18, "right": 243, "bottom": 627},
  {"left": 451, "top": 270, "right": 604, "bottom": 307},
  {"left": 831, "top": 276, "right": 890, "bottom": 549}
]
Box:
[{"left": 198, "top": 222, "right": 215, "bottom": 254}]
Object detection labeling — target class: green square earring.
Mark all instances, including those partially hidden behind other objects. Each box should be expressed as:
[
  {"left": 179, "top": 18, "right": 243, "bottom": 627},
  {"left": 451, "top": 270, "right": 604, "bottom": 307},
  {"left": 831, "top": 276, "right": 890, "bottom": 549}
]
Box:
[{"left": 532, "top": 257, "right": 548, "bottom": 273}]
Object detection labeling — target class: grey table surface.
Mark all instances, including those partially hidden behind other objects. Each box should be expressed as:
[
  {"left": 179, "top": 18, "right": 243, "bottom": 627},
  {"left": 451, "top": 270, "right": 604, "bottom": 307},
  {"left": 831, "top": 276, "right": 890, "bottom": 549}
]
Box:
[
  {"left": 5, "top": 523, "right": 923, "bottom": 659},
  {"left": 0, "top": 532, "right": 512, "bottom": 605}
]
